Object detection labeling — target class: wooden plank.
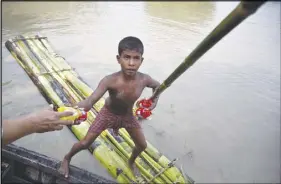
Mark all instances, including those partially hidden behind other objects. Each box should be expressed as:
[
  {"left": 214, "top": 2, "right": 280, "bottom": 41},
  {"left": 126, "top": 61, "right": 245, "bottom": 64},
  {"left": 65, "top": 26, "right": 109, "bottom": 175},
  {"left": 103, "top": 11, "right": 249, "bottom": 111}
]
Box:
[{"left": 2, "top": 144, "right": 115, "bottom": 184}]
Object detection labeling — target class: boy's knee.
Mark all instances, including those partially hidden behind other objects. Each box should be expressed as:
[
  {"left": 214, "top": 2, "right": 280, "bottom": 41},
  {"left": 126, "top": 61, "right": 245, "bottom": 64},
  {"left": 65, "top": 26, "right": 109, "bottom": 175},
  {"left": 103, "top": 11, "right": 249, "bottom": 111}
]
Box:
[
  {"left": 137, "top": 142, "right": 147, "bottom": 151},
  {"left": 80, "top": 140, "right": 91, "bottom": 149}
]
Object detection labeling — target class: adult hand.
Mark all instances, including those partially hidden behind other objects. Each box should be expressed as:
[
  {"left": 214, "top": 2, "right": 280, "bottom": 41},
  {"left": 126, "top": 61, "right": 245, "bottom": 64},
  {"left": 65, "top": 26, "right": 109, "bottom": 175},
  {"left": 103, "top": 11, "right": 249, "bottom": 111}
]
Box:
[
  {"left": 2, "top": 107, "right": 75, "bottom": 146},
  {"left": 27, "top": 107, "right": 74, "bottom": 133}
]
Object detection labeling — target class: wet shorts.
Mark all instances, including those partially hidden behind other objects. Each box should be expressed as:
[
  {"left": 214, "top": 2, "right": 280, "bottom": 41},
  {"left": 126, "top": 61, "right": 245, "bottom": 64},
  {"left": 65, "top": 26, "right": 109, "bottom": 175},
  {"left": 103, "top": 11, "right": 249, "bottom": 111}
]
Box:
[{"left": 88, "top": 106, "right": 141, "bottom": 134}]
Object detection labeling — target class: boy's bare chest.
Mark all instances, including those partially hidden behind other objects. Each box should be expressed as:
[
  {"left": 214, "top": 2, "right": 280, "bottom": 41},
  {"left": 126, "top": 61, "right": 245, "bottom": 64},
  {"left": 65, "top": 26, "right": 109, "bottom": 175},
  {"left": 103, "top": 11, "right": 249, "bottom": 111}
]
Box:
[{"left": 109, "top": 82, "right": 145, "bottom": 102}]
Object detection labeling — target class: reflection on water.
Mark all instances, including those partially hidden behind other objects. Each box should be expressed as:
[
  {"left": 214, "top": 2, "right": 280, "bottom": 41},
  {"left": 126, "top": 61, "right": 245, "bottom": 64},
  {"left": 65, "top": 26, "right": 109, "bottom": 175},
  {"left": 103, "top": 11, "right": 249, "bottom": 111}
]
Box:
[
  {"left": 2, "top": 1, "right": 280, "bottom": 183},
  {"left": 145, "top": 2, "right": 215, "bottom": 25},
  {"left": 144, "top": 2, "right": 216, "bottom": 37}
]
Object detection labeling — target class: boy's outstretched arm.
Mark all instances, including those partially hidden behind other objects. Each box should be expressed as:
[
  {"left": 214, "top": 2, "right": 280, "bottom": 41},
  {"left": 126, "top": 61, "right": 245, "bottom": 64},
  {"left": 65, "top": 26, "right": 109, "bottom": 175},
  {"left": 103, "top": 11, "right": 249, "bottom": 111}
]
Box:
[
  {"left": 76, "top": 76, "right": 110, "bottom": 111},
  {"left": 145, "top": 75, "right": 161, "bottom": 110}
]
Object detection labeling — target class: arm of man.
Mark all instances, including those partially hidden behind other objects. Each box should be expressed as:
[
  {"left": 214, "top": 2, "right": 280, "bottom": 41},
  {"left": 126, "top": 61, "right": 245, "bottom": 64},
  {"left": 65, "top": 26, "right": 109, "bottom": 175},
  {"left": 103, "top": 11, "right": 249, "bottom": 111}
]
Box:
[
  {"left": 2, "top": 108, "right": 73, "bottom": 146},
  {"left": 76, "top": 76, "right": 110, "bottom": 111},
  {"left": 145, "top": 74, "right": 161, "bottom": 110},
  {"left": 3, "top": 117, "right": 36, "bottom": 146}
]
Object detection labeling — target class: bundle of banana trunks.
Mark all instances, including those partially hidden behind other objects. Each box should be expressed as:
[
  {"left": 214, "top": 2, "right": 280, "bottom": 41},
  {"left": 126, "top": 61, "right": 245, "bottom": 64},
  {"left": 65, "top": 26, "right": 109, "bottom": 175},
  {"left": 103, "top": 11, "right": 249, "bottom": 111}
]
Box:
[{"left": 5, "top": 35, "right": 194, "bottom": 184}]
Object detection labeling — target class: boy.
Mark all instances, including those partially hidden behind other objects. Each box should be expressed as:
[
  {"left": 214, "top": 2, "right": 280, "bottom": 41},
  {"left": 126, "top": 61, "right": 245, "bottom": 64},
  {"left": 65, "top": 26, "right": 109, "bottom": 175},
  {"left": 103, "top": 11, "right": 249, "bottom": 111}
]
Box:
[{"left": 59, "top": 36, "right": 161, "bottom": 178}]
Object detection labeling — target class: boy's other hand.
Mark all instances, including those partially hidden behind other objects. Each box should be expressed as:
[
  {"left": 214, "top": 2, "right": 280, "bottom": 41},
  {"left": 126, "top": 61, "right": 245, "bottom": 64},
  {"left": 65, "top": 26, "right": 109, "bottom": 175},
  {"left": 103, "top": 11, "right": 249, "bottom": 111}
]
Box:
[{"left": 148, "top": 98, "right": 158, "bottom": 111}]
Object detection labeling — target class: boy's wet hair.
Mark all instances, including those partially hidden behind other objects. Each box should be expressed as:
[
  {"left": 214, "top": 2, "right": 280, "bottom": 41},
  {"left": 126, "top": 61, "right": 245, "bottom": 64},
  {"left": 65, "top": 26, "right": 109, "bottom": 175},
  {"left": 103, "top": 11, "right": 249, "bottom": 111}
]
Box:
[{"left": 118, "top": 36, "right": 144, "bottom": 55}]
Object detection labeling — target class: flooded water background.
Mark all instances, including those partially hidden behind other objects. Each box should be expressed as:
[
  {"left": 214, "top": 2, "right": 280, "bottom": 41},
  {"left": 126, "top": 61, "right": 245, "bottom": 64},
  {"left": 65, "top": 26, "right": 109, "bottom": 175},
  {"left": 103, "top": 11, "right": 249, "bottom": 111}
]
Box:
[{"left": 2, "top": 2, "right": 280, "bottom": 183}]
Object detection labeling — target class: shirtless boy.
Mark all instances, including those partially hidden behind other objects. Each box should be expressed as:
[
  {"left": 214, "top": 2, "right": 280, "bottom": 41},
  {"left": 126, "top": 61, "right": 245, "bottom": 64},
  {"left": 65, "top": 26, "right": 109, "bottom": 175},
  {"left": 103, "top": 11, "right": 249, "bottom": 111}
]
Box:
[{"left": 59, "top": 36, "right": 160, "bottom": 178}]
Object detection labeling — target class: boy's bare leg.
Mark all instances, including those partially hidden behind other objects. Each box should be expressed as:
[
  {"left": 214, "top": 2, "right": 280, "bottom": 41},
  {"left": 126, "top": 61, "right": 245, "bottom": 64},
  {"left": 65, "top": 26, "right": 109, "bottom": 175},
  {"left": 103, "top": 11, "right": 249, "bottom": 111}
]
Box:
[
  {"left": 59, "top": 131, "right": 99, "bottom": 178},
  {"left": 126, "top": 127, "right": 147, "bottom": 176}
]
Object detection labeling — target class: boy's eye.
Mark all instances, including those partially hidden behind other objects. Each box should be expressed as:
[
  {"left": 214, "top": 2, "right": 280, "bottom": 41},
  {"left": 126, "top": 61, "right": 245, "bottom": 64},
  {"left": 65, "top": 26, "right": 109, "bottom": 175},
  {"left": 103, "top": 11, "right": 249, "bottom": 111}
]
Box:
[
  {"left": 134, "top": 56, "right": 140, "bottom": 60},
  {"left": 123, "top": 55, "right": 140, "bottom": 61}
]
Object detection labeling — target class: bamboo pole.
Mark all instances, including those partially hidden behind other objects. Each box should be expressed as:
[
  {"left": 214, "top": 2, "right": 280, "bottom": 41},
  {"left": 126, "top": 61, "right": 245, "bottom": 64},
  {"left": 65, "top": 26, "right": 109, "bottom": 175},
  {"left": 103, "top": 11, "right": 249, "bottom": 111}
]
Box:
[{"left": 151, "top": 1, "right": 266, "bottom": 99}]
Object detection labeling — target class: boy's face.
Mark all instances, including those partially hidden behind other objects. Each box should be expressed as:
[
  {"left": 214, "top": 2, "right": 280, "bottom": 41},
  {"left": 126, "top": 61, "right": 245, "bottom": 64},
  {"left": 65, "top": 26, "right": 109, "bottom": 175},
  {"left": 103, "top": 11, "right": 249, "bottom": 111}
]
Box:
[{"left": 117, "top": 49, "right": 143, "bottom": 76}]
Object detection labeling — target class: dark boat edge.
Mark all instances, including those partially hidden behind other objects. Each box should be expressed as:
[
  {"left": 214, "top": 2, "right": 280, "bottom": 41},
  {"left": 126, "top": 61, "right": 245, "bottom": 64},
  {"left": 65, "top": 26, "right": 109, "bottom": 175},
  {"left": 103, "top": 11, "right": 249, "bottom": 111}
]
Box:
[{"left": 1, "top": 143, "right": 116, "bottom": 184}]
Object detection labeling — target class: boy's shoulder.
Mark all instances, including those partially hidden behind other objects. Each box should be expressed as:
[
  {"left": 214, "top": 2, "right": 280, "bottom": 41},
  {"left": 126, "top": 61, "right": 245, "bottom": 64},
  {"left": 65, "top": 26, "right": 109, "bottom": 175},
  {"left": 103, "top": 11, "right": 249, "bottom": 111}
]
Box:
[
  {"left": 101, "top": 72, "right": 153, "bottom": 84},
  {"left": 106, "top": 72, "right": 120, "bottom": 78},
  {"left": 102, "top": 72, "right": 119, "bottom": 82},
  {"left": 137, "top": 71, "right": 150, "bottom": 78},
  {"left": 105, "top": 71, "right": 151, "bottom": 79},
  {"left": 137, "top": 72, "right": 154, "bottom": 81},
  {"left": 98, "top": 72, "right": 118, "bottom": 85}
]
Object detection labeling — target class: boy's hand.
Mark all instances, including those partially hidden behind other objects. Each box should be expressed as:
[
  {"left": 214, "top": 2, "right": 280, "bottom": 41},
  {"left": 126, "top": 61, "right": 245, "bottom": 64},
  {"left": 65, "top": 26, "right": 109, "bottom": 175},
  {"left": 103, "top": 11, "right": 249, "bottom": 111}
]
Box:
[
  {"left": 148, "top": 96, "right": 159, "bottom": 111},
  {"left": 145, "top": 74, "right": 160, "bottom": 111}
]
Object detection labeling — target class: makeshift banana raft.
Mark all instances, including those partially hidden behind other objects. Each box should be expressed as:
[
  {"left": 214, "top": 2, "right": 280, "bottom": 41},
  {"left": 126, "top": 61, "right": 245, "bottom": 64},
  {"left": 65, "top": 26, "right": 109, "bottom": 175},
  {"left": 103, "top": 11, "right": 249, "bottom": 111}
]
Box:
[{"left": 5, "top": 35, "right": 194, "bottom": 184}]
